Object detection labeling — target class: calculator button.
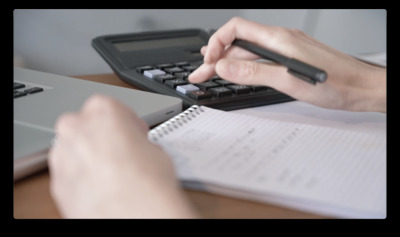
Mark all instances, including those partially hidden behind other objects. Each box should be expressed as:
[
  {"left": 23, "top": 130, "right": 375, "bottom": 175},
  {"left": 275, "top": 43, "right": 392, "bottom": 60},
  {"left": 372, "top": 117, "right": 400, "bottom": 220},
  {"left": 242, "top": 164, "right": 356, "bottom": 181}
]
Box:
[
  {"left": 210, "top": 75, "right": 222, "bottom": 81},
  {"left": 250, "top": 85, "right": 271, "bottom": 92},
  {"left": 174, "top": 72, "right": 191, "bottom": 79},
  {"left": 136, "top": 65, "right": 154, "bottom": 73},
  {"left": 188, "top": 90, "right": 213, "bottom": 100},
  {"left": 174, "top": 62, "right": 190, "bottom": 67},
  {"left": 164, "top": 67, "right": 186, "bottom": 75},
  {"left": 143, "top": 69, "right": 166, "bottom": 79},
  {"left": 154, "top": 74, "right": 176, "bottom": 83},
  {"left": 156, "top": 63, "right": 175, "bottom": 69},
  {"left": 165, "top": 79, "right": 187, "bottom": 88},
  {"left": 214, "top": 79, "right": 233, "bottom": 86},
  {"left": 182, "top": 65, "right": 199, "bottom": 72},
  {"left": 176, "top": 84, "right": 199, "bottom": 95},
  {"left": 195, "top": 81, "right": 219, "bottom": 90},
  {"left": 209, "top": 87, "right": 233, "bottom": 98},
  {"left": 227, "top": 85, "right": 251, "bottom": 95}
]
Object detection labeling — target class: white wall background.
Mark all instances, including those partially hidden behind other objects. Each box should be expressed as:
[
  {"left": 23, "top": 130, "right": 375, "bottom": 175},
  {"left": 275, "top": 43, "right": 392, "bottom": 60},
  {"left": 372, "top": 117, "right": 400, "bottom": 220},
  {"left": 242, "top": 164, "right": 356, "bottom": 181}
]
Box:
[{"left": 14, "top": 9, "right": 386, "bottom": 76}]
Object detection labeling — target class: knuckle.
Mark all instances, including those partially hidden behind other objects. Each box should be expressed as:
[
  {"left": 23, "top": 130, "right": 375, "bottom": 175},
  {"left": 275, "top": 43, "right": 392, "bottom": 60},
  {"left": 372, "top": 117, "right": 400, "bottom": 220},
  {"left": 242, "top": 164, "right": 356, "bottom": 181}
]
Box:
[
  {"left": 87, "top": 94, "right": 109, "bottom": 106},
  {"left": 275, "top": 28, "right": 293, "bottom": 42},
  {"left": 56, "top": 112, "right": 75, "bottom": 128},
  {"left": 289, "top": 28, "right": 304, "bottom": 35},
  {"left": 243, "top": 61, "right": 259, "bottom": 78},
  {"left": 54, "top": 112, "right": 78, "bottom": 135},
  {"left": 230, "top": 16, "right": 244, "bottom": 24},
  {"left": 282, "top": 28, "right": 305, "bottom": 44},
  {"left": 266, "top": 27, "right": 305, "bottom": 56},
  {"left": 238, "top": 61, "right": 262, "bottom": 85},
  {"left": 84, "top": 94, "right": 117, "bottom": 112},
  {"left": 260, "top": 27, "right": 290, "bottom": 50}
]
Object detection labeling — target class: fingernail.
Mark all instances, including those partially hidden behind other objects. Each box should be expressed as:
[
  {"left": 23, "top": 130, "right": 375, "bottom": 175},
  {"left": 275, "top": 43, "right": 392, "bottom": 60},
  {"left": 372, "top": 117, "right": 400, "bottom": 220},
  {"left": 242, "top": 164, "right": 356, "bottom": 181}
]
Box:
[{"left": 188, "top": 63, "right": 210, "bottom": 83}]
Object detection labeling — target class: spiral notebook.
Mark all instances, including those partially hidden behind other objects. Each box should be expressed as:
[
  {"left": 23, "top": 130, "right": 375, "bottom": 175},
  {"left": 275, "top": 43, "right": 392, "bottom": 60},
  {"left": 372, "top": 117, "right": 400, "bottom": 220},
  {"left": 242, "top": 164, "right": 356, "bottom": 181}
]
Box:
[{"left": 148, "top": 105, "right": 386, "bottom": 218}]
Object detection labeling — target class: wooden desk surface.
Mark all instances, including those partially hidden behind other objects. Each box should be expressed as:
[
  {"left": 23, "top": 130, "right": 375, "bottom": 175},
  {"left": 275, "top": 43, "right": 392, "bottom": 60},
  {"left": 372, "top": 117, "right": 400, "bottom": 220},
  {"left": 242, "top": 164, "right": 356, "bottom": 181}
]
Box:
[{"left": 13, "top": 73, "right": 325, "bottom": 219}]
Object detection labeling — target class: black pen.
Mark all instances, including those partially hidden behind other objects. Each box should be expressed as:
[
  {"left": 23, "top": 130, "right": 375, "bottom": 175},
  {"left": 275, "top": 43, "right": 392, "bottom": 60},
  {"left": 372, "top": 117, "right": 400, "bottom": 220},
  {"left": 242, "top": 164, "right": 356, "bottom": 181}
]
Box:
[{"left": 209, "top": 30, "right": 327, "bottom": 85}]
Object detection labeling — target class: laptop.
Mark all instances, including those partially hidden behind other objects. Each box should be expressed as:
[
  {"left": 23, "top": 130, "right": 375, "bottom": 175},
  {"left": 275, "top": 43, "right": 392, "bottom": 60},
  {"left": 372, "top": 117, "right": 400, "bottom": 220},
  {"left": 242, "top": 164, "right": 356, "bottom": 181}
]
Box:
[{"left": 13, "top": 67, "right": 182, "bottom": 181}]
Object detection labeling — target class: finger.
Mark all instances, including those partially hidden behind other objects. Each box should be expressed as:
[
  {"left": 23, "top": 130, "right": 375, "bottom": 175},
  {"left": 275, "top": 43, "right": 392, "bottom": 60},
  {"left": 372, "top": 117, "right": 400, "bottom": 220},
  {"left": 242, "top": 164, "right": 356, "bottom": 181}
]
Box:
[
  {"left": 203, "top": 44, "right": 260, "bottom": 61},
  {"left": 48, "top": 113, "right": 81, "bottom": 186},
  {"left": 53, "top": 112, "right": 80, "bottom": 139},
  {"left": 189, "top": 45, "right": 260, "bottom": 83},
  {"left": 200, "top": 46, "right": 207, "bottom": 56},
  {"left": 81, "top": 94, "right": 112, "bottom": 115},
  {"left": 82, "top": 94, "right": 149, "bottom": 134},
  {"left": 188, "top": 63, "right": 217, "bottom": 83},
  {"left": 215, "top": 58, "right": 313, "bottom": 98},
  {"left": 215, "top": 58, "right": 284, "bottom": 86}
]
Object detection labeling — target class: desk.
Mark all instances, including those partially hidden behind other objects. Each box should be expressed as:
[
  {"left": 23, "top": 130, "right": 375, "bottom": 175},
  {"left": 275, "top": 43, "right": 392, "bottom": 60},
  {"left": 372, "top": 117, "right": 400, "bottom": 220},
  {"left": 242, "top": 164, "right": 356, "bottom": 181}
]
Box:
[{"left": 13, "top": 73, "right": 325, "bottom": 219}]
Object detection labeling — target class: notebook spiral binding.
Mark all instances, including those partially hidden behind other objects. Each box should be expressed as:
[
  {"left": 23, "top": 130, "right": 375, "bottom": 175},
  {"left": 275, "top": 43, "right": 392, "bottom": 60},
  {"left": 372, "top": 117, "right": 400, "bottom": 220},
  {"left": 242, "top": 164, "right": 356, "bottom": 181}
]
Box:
[{"left": 148, "top": 105, "right": 205, "bottom": 142}]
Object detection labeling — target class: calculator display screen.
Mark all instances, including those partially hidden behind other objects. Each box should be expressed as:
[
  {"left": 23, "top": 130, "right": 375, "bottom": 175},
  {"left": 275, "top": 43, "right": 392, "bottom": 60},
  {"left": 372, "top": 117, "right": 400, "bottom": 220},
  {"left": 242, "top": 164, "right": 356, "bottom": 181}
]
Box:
[{"left": 113, "top": 36, "right": 206, "bottom": 52}]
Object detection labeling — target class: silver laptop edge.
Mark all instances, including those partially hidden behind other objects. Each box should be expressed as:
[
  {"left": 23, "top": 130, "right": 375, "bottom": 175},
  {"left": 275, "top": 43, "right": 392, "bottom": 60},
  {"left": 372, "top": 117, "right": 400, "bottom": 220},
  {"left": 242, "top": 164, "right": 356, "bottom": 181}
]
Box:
[{"left": 14, "top": 67, "right": 182, "bottom": 180}]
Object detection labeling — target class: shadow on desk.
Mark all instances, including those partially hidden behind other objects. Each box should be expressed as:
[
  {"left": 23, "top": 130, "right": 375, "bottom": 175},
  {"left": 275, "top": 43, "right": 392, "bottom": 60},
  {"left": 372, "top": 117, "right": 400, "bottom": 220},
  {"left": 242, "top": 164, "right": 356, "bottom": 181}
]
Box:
[{"left": 14, "top": 169, "right": 325, "bottom": 219}]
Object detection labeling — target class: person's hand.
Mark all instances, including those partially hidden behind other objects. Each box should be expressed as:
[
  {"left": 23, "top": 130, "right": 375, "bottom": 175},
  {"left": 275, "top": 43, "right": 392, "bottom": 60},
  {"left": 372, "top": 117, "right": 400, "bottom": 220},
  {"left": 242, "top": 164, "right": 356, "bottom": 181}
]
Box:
[
  {"left": 48, "top": 95, "right": 198, "bottom": 218},
  {"left": 189, "top": 17, "right": 386, "bottom": 113}
]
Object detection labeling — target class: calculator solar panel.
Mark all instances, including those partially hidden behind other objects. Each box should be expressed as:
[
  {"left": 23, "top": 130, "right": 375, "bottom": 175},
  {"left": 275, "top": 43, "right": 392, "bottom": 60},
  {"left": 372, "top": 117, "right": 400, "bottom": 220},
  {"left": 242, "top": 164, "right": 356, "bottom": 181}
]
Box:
[{"left": 92, "top": 29, "right": 294, "bottom": 110}]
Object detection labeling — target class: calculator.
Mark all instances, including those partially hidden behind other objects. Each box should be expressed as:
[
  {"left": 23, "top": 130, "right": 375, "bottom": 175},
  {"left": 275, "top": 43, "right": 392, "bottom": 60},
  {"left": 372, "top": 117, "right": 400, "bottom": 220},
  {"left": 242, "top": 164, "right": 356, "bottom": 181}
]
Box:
[{"left": 92, "top": 29, "right": 294, "bottom": 110}]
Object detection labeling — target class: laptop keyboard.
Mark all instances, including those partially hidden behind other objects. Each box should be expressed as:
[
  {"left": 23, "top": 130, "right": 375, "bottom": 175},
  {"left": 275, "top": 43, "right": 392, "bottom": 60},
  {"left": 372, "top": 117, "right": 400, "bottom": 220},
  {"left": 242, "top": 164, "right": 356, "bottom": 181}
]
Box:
[{"left": 14, "top": 82, "right": 43, "bottom": 98}]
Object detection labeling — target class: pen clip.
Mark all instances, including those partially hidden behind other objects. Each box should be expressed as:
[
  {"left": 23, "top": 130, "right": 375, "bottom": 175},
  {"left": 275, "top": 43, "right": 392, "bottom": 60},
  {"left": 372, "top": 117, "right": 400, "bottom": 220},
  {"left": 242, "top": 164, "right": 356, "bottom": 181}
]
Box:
[{"left": 287, "top": 69, "right": 317, "bottom": 85}]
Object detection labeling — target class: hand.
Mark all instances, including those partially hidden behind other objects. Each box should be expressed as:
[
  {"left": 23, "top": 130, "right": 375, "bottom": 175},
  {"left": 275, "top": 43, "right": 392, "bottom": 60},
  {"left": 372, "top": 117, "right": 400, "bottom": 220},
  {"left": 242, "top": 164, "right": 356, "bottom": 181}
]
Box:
[
  {"left": 48, "top": 95, "right": 198, "bottom": 218},
  {"left": 189, "top": 17, "right": 386, "bottom": 113}
]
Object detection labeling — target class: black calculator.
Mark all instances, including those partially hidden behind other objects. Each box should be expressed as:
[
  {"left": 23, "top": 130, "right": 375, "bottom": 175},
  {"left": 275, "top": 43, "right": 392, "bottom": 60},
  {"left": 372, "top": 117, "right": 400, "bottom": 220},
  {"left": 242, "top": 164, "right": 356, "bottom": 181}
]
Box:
[{"left": 92, "top": 29, "right": 294, "bottom": 110}]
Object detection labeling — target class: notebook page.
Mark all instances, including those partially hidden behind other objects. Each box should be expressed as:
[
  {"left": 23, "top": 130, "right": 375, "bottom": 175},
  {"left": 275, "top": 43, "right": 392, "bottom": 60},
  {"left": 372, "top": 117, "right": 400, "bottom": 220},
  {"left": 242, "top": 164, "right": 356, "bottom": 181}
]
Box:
[{"left": 149, "top": 106, "right": 386, "bottom": 218}]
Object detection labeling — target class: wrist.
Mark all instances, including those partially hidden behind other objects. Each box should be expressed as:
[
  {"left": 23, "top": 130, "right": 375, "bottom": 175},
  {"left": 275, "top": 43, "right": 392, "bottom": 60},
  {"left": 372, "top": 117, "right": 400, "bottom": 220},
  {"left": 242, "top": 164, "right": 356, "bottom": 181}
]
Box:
[
  {"left": 331, "top": 57, "right": 387, "bottom": 113},
  {"left": 360, "top": 67, "right": 386, "bottom": 113}
]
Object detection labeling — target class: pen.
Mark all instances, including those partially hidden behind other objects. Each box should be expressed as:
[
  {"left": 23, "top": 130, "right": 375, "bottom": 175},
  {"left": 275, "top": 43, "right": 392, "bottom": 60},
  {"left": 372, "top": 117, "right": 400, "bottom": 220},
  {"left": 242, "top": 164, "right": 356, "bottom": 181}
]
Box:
[{"left": 209, "top": 30, "right": 327, "bottom": 85}]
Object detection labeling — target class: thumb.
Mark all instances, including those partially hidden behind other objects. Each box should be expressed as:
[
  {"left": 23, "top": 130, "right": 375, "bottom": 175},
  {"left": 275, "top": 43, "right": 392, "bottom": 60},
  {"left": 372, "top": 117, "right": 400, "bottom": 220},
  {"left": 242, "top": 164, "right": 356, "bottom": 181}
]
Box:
[{"left": 215, "top": 58, "right": 288, "bottom": 88}]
